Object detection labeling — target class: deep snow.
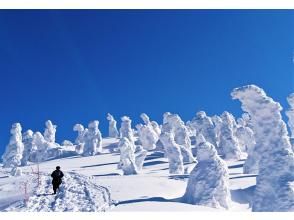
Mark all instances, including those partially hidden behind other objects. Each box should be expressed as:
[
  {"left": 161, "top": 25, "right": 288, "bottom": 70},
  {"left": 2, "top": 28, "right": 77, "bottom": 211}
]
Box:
[{"left": 0, "top": 137, "right": 255, "bottom": 212}]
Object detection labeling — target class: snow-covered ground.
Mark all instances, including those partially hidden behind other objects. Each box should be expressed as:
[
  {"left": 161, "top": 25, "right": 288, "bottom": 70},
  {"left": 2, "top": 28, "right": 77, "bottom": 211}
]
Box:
[{"left": 0, "top": 137, "right": 255, "bottom": 212}]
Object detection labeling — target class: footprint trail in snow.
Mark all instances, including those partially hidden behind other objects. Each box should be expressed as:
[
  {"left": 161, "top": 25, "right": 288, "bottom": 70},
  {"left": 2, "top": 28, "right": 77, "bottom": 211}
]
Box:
[{"left": 5, "top": 172, "right": 113, "bottom": 212}]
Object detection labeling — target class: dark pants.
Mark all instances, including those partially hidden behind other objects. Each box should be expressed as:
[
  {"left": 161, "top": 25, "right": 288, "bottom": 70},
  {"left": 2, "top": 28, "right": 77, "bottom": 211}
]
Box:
[{"left": 52, "top": 180, "right": 61, "bottom": 194}]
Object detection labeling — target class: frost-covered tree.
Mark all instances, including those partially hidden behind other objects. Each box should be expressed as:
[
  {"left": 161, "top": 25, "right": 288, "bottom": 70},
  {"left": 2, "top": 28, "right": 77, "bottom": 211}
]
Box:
[
  {"left": 73, "top": 124, "right": 87, "bottom": 154},
  {"left": 182, "top": 141, "right": 231, "bottom": 209},
  {"left": 218, "top": 111, "right": 242, "bottom": 160},
  {"left": 43, "top": 120, "right": 57, "bottom": 143},
  {"left": 211, "top": 115, "right": 223, "bottom": 147},
  {"left": 162, "top": 113, "right": 195, "bottom": 163},
  {"left": 286, "top": 94, "right": 294, "bottom": 147},
  {"left": 160, "top": 132, "right": 184, "bottom": 174},
  {"left": 235, "top": 118, "right": 255, "bottom": 153},
  {"left": 120, "top": 116, "right": 135, "bottom": 147},
  {"left": 31, "top": 132, "right": 47, "bottom": 162},
  {"left": 21, "top": 130, "right": 34, "bottom": 166},
  {"left": 107, "top": 113, "right": 119, "bottom": 138},
  {"left": 83, "top": 121, "right": 103, "bottom": 156},
  {"left": 118, "top": 137, "right": 138, "bottom": 175},
  {"left": 190, "top": 111, "right": 218, "bottom": 147},
  {"left": 232, "top": 85, "right": 294, "bottom": 211},
  {"left": 136, "top": 123, "right": 158, "bottom": 151},
  {"left": 134, "top": 145, "right": 147, "bottom": 172},
  {"left": 2, "top": 123, "right": 24, "bottom": 168},
  {"left": 151, "top": 121, "right": 161, "bottom": 136}
]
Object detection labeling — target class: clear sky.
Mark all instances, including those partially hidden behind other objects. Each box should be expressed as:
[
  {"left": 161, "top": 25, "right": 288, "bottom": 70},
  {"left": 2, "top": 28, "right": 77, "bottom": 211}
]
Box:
[{"left": 0, "top": 10, "right": 293, "bottom": 155}]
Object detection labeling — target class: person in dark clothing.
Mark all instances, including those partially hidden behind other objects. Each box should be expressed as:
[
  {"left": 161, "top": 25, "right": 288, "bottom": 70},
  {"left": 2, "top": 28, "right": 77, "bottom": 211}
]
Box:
[{"left": 51, "top": 166, "right": 64, "bottom": 194}]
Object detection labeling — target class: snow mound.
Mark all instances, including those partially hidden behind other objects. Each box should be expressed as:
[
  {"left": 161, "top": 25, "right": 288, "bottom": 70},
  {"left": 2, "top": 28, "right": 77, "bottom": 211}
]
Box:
[{"left": 5, "top": 172, "right": 113, "bottom": 212}]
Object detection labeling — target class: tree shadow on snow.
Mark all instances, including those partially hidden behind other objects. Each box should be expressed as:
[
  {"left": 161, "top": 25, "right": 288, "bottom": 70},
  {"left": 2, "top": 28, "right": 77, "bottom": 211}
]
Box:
[
  {"left": 143, "top": 161, "right": 168, "bottom": 167},
  {"left": 116, "top": 196, "right": 181, "bottom": 206},
  {"left": 228, "top": 163, "right": 244, "bottom": 169},
  {"left": 230, "top": 174, "right": 258, "bottom": 180},
  {"left": 168, "top": 174, "right": 190, "bottom": 180},
  {"left": 93, "top": 173, "right": 121, "bottom": 177},
  {"left": 144, "top": 152, "right": 165, "bottom": 161},
  {"left": 0, "top": 176, "right": 9, "bottom": 179},
  {"left": 103, "top": 142, "right": 119, "bottom": 153},
  {"left": 81, "top": 162, "right": 118, "bottom": 168},
  {"left": 230, "top": 185, "right": 255, "bottom": 205}
]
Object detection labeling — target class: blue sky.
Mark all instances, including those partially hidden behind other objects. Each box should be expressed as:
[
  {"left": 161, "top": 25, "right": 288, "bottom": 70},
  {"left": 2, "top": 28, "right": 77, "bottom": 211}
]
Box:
[{"left": 0, "top": 10, "right": 293, "bottom": 155}]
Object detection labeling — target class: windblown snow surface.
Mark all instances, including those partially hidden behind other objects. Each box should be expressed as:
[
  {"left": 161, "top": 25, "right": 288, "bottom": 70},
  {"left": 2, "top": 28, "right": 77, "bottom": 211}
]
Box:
[{"left": 0, "top": 138, "right": 254, "bottom": 212}]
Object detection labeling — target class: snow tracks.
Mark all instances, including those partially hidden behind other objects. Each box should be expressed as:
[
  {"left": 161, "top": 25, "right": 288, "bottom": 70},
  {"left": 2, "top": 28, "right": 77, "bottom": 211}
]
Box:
[{"left": 5, "top": 172, "right": 113, "bottom": 212}]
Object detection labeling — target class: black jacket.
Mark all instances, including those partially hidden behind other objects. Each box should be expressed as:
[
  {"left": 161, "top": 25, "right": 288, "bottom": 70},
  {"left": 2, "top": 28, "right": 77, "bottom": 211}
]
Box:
[{"left": 51, "top": 170, "right": 64, "bottom": 184}]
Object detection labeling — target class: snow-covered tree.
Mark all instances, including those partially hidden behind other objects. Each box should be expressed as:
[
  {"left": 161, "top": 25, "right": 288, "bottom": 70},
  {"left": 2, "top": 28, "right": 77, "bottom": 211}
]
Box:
[
  {"left": 83, "top": 121, "right": 103, "bottom": 156},
  {"left": 151, "top": 121, "right": 161, "bottom": 136},
  {"left": 211, "top": 115, "right": 223, "bottom": 147},
  {"left": 232, "top": 85, "right": 294, "bottom": 211},
  {"left": 120, "top": 116, "right": 135, "bottom": 147},
  {"left": 140, "top": 113, "right": 161, "bottom": 136},
  {"left": 235, "top": 118, "right": 255, "bottom": 153},
  {"left": 190, "top": 111, "right": 218, "bottom": 147},
  {"left": 44, "top": 120, "right": 57, "bottom": 143},
  {"left": 107, "top": 113, "right": 119, "bottom": 138},
  {"left": 118, "top": 137, "right": 138, "bottom": 175},
  {"left": 218, "top": 111, "right": 242, "bottom": 160},
  {"left": 136, "top": 123, "right": 158, "bottom": 151},
  {"left": 21, "top": 130, "right": 34, "bottom": 166},
  {"left": 2, "top": 123, "right": 24, "bottom": 168},
  {"left": 182, "top": 141, "right": 231, "bottom": 209},
  {"left": 162, "top": 113, "right": 195, "bottom": 163},
  {"left": 286, "top": 93, "right": 294, "bottom": 137},
  {"left": 31, "top": 132, "right": 47, "bottom": 162},
  {"left": 160, "top": 132, "right": 184, "bottom": 174},
  {"left": 134, "top": 145, "right": 147, "bottom": 172},
  {"left": 73, "top": 124, "right": 87, "bottom": 154}
]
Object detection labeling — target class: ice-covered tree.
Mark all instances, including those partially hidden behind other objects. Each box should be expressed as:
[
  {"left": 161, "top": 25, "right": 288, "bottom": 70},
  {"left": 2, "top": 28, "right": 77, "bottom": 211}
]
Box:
[
  {"left": 182, "top": 141, "right": 231, "bottom": 209},
  {"left": 190, "top": 111, "right": 218, "bottom": 147},
  {"left": 107, "top": 113, "right": 119, "bottom": 138},
  {"left": 120, "top": 116, "right": 135, "bottom": 147},
  {"left": 31, "top": 132, "right": 47, "bottom": 162},
  {"left": 162, "top": 113, "right": 195, "bottom": 163},
  {"left": 218, "top": 111, "right": 242, "bottom": 160},
  {"left": 136, "top": 123, "right": 158, "bottom": 151},
  {"left": 2, "top": 123, "right": 24, "bottom": 168},
  {"left": 140, "top": 113, "right": 161, "bottom": 136},
  {"left": 83, "top": 121, "right": 103, "bottom": 156},
  {"left": 286, "top": 93, "right": 294, "bottom": 148},
  {"left": 160, "top": 132, "right": 184, "bottom": 174},
  {"left": 21, "top": 130, "right": 34, "bottom": 166},
  {"left": 235, "top": 118, "right": 255, "bottom": 153},
  {"left": 73, "top": 124, "right": 87, "bottom": 154},
  {"left": 44, "top": 120, "right": 57, "bottom": 143},
  {"left": 211, "top": 115, "right": 223, "bottom": 147},
  {"left": 232, "top": 85, "right": 294, "bottom": 211},
  {"left": 118, "top": 137, "right": 138, "bottom": 175},
  {"left": 134, "top": 145, "right": 147, "bottom": 172}
]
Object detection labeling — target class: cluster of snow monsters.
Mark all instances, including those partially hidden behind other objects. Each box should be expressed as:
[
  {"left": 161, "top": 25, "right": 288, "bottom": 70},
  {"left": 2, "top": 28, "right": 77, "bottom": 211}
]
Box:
[{"left": 2, "top": 85, "right": 294, "bottom": 211}]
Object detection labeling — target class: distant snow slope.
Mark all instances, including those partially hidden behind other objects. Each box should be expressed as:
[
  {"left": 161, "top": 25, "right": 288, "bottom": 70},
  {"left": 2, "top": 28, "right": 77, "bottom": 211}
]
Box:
[
  {"left": 0, "top": 137, "right": 255, "bottom": 212},
  {"left": 4, "top": 172, "right": 113, "bottom": 212}
]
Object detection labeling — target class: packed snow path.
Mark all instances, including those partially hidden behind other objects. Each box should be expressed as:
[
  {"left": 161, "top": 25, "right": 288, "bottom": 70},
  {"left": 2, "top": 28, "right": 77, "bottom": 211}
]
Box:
[{"left": 5, "top": 172, "right": 113, "bottom": 212}]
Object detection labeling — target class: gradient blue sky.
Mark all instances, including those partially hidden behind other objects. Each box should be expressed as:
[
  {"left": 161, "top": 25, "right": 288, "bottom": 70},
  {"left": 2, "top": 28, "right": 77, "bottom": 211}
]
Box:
[{"left": 0, "top": 10, "right": 294, "bottom": 155}]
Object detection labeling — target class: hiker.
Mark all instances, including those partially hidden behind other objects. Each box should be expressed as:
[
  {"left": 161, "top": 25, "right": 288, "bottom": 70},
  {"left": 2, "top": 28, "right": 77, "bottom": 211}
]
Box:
[{"left": 51, "top": 166, "right": 64, "bottom": 194}]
